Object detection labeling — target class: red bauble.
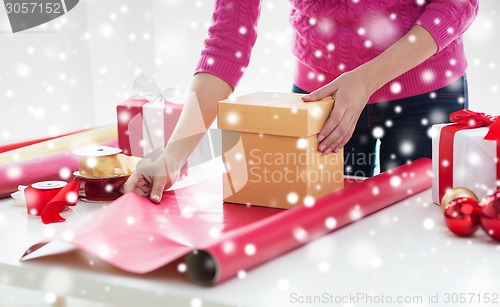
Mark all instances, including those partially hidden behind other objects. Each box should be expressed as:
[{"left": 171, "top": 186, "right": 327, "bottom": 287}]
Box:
[
  {"left": 444, "top": 197, "right": 480, "bottom": 237},
  {"left": 479, "top": 191, "right": 500, "bottom": 241}
]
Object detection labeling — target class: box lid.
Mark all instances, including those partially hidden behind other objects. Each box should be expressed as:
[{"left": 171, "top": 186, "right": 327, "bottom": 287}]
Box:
[{"left": 217, "top": 92, "right": 334, "bottom": 137}]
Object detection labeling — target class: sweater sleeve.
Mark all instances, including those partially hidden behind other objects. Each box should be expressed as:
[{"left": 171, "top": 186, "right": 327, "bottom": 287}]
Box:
[
  {"left": 416, "top": 0, "right": 479, "bottom": 52},
  {"left": 194, "top": 0, "right": 261, "bottom": 90}
]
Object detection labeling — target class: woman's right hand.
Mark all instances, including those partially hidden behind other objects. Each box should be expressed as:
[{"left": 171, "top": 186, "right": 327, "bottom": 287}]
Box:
[
  {"left": 122, "top": 155, "right": 180, "bottom": 204},
  {"left": 122, "top": 72, "right": 233, "bottom": 203}
]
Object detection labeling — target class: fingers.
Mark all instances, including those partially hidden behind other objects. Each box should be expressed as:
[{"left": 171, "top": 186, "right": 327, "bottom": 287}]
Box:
[
  {"left": 150, "top": 176, "right": 168, "bottom": 204},
  {"left": 301, "top": 82, "right": 337, "bottom": 102},
  {"left": 320, "top": 112, "right": 355, "bottom": 154},
  {"left": 134, "top": 180, "right": 152, "bottom": 196},
  {"left": 122, "top": 172, "right": 141, "bottom": 194},
  {"left": 317, "top": 106, "right": 345, "bottom": 145}
]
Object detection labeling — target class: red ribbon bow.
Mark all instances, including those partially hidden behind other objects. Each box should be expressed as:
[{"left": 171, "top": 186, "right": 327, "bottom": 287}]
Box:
[{"left": 449, "top": 109, "right": 500, "bottom": 140}]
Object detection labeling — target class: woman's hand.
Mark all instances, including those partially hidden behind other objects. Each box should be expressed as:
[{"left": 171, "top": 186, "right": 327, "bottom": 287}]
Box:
[
  {"left": 122, "top": 73, "right": 233, "bottom": 204},
  {"left": 122, "top": 154, "right": 180, "bottom": 204},
  {"left": 301, "top": 25, "right": 440, "bottom": 155},
  {"left": 302, "top": 69, "right": 376, "bottom": 154}
]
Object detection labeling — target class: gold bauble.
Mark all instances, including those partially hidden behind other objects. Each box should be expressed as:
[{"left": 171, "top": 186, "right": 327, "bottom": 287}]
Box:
[{"left": 440, "top": 187, "right": 479, "bottom": 212}]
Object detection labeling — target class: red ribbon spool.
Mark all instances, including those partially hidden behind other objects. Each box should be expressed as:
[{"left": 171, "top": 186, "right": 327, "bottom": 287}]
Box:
[
  {"left": 24, "top": 180, "right": 80, "bottom": 224},
  {"left": 75, "top": 175, "right": 128, "bottom": 202}
]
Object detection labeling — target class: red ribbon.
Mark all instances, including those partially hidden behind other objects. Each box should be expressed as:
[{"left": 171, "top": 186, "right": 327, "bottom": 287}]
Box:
[
  {"left": 25, "top": 181, "right": 81, "bottom": 224},
  {"left": 75, "top": 176, "right": 128, "bottom": 201},
  {"left": 438, "top": 109, "right": 500, "bottom": 200}
]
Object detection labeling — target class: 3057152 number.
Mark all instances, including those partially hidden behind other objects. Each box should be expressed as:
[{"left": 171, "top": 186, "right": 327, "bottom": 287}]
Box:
[
  {"left": 5, "top": 2, "right": 61, "bottom": 14},
  {"left": 443, "top": 292, "right": 499, "bottom": 304}
]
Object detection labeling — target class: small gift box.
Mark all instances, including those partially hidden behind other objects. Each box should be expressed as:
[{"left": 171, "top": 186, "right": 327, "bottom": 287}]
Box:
[
  {"left": 432, "top": 109, "right": 500, "bottom": 204},
  {"left": 218, "top": 92, "right": 344, "bottom": 209},
  {"left": 116, "top": 75, "right": 184, "bottom": 157}
]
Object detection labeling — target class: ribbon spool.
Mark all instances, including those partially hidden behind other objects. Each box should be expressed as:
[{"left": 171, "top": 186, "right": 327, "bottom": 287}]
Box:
[
  {"left": 74, "top": 174, "right": 129, "bottom": 202},
  {"left": 74, "top": 145, "right": 140, "bottom": 178},
  {"left": 24, "top": 180, "right": 81, "bottom": 224},
  {"left": 25, "top": 181, "right": 67, "bottom": 216},
  {"left": 73, "top": 145, "right": 140, "bottom": 202}
]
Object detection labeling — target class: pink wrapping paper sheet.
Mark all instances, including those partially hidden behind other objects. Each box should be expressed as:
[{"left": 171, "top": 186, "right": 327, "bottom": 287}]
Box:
[
  {"left": 22, "top": 159, "right": 432, "bottom": 285},
  {"left": 23, "top": 177, "right": 282, "bottom": 273}
]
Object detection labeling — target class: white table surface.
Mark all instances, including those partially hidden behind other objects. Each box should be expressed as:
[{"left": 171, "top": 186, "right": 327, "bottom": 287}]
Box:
[{"left": 2, "top": 183, "right": 500, "bottom": 307}]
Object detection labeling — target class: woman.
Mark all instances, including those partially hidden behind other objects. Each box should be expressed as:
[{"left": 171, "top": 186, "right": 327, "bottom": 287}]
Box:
[{"left": 124, "top": 0, "right": 478, "bottom": 203}]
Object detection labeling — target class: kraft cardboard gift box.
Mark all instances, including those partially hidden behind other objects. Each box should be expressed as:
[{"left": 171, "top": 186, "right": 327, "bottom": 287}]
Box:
[{"left": 218, "top": 92, "right": 344, "bottom": 209}]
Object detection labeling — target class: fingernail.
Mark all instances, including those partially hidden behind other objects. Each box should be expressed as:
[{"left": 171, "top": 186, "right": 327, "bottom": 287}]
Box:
[
  {"left": 151, "top": 194, "right": 160, "bottom": 203},
  {"left": 319, "top": 145, "right": 326, "bottom": 152},
  {"left": 333, "top": 147, "right": 339, "bottom": 153},
  {"left": 318, "top": 135, "right": 325, "bottom": 142},
  {"left": 324, "top": 148, "right": 332, "bottom": 155}
]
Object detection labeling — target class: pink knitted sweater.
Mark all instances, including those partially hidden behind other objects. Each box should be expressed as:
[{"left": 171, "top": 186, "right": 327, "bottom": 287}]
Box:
[{"left": 195, "top": 0, "right": 478, "bottom": 104}]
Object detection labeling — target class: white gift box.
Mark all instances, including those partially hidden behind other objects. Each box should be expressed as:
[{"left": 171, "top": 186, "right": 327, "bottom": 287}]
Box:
[{"left": 431, "top": 123, "right": 499, "bottom": 204}]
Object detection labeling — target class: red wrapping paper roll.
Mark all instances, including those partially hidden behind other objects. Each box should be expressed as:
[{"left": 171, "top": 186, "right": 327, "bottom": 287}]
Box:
[{"left": 186, "top": 158, "right": 432, "bottom": 285}]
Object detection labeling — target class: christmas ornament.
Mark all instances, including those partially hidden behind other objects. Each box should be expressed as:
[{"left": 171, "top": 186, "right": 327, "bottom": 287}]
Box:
[
  {"left": 479, "top": 191, "right": 500, "bottom": 241},
  {"left": 444, "top": 197, "right": 480, "bottom": 237},
  {"left": 440, "top": 187, "right": 478, "bottom": 212}
]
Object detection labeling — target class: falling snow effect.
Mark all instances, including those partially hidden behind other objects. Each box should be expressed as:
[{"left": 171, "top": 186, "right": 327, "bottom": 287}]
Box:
[
  {"left": 0, "top": 1, "right": 498, "bottom": 305},
  {"left": 372, "top": 126, "right": 384, "bottom": 138},
  {"left": 287, "top": 192, "right": 299, "bottom": 205},
  {"left": 244, "top": 244, "right": 256, "bottom": 256}
]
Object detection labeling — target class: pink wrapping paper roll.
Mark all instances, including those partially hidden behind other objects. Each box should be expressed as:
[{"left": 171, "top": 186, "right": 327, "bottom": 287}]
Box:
[{"left": 186, "top": 158, "right": 432, "bottom": 285}]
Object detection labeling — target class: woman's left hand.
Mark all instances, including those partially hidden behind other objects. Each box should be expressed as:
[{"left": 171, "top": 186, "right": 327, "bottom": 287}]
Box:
[{"left": 302, "top": 69, "right": 376, "bottom": 154}]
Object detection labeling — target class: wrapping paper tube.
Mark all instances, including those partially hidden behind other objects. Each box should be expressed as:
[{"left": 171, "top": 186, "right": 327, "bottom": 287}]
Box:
[
  {"left": 0, "top": 125, "right": 117, "bottom": 165},
  {"left": 0, "top": 128, "right": 89, "bottom": 154},
  {"left": 0, "top": 141, "right": 117, "bottom": 198},
  {"left": 186, "top": 158, "right": 432, "bottom": 285}
]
